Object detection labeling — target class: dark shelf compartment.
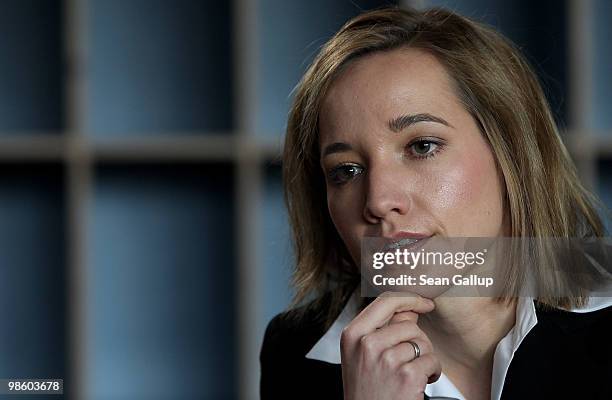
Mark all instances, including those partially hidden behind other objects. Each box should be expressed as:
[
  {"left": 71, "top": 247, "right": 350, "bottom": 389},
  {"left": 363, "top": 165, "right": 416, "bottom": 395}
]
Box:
[
  {"left": 0, "top": 0, "right": 64, "bottom": 133},
  {"left": 85, "top": 163, "right": 237, "bottom": 399},
  {"left": 87, "top": 0, "right": 233, "bottom": 136},
  {"left": 0, "top": 163, "right": 67, "bottom": 382}
]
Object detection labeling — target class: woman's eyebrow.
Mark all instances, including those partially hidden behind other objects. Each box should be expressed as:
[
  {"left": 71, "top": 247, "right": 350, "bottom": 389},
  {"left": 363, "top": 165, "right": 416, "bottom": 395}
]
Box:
[
  {"left": 388, "top": 113, "right": 453, "bottom": 132},
  {"left": 322, "top": 142, "right": 352, "bottom": 158}
]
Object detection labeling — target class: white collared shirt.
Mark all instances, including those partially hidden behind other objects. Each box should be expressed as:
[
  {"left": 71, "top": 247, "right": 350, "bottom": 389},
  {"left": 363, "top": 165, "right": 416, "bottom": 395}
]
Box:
[{"left": 305, "top": 290, "right": 612, "bottom": 400}]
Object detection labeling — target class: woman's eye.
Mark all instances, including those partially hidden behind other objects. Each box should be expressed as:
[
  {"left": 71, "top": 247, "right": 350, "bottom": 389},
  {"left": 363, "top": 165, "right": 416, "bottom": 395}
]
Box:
[
  {"left": 409, "top": 139, "right": 441, "bottom": 158},
  {"left": 328, "top": 164, "right": 363, "bottom": 185}
]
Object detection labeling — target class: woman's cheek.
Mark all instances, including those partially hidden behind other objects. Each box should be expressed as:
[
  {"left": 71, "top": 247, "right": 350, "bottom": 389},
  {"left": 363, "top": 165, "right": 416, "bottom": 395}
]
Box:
[
  {"left": 328, "top": 191, "right": 363, "bottom": 262},
  {"left": 431, "top": 152, "right": 503, "bottom": 236}
]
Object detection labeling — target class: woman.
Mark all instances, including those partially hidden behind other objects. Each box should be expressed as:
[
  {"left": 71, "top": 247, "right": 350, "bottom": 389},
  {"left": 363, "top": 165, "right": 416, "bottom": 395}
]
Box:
[{"left": 260, "top": 6, "right": 611, "bottom": 400}]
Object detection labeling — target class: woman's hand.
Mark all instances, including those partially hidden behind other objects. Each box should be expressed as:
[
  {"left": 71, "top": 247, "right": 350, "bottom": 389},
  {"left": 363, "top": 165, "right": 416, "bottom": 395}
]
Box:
[{"left": 340, "top": 293, "right": 441, "bottom": 400}]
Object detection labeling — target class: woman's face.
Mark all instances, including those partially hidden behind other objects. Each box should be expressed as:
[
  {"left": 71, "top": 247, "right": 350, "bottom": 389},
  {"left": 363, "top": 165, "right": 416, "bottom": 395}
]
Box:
[{"left": 319, "top": 48, "right": 509, "bottom": 268}]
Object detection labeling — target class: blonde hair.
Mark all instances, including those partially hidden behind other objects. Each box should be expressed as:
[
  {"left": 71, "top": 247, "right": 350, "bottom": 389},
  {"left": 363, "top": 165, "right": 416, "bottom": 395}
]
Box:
[{"left": 282, "top": 6, "right": 607, "bottom": 325}]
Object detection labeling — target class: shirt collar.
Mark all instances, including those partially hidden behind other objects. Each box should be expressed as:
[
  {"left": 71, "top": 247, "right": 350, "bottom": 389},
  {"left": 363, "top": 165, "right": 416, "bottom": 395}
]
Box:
[
  {"left": 305, "top": 289, "right": 612, "bottom": 400},
  {"left": 304, "top": 289, "right": 359, "bottom": 364}
]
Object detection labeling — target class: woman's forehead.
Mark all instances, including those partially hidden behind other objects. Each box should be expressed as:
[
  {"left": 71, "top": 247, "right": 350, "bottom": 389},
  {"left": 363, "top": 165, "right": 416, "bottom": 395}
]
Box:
[{"left": 319, "top": 48, "right": 461, "bottom": 141}]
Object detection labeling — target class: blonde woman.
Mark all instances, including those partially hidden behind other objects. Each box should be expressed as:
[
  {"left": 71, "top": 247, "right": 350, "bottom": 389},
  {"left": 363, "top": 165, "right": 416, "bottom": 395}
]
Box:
[{"left": 260, "top": 6, "right": 611, "bottom": 400}]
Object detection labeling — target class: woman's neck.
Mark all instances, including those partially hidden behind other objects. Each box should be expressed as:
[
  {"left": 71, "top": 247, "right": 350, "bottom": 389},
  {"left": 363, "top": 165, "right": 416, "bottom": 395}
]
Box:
[
  {"left": 421, "top": 297, "right": 516, "bottom": 367},
  {"left": 419, "top": 297, "right": 517, "bottom": 400}
]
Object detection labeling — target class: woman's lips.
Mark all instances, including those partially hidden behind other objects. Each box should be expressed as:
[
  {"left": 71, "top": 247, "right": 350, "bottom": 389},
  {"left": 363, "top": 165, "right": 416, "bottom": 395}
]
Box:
[
  {"left": 388, "top": 231, "right": 431, "bottom": 240},
  {"left": 384, "top": 237, "right": 419, "bottom": 251},
  {"left": 382, "top": 235, "right": 432, "bottom": 252}
]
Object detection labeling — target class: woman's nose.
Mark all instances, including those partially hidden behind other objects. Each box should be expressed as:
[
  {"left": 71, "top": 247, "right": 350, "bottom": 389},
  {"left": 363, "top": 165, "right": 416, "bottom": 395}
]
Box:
[{"left": 362, "top": 165, "right": 411, "bottom": 223}]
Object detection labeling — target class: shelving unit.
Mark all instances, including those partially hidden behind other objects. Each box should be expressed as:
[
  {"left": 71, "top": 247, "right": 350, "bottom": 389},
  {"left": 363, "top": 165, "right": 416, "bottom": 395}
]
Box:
[{"left": 0, "top": 1, "right": 609, "bottom": 399}]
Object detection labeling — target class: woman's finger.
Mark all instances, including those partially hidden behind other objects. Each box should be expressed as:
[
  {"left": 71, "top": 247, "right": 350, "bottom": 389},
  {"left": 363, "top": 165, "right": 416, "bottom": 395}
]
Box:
[
  {"left": 388, "top": 310, "right": 419, "bottom": 325},
  {"left": 379, "top": 339, "right": 431, "bottom": 370},
  {"left": 398, "top": 354, "right": 442, "bottom": 385},
  {"left": 359, "top": 320, "right": 422, "bottom": 357},
  {"left": 344, "top": 293, "right": 434, "bottom": 341}
]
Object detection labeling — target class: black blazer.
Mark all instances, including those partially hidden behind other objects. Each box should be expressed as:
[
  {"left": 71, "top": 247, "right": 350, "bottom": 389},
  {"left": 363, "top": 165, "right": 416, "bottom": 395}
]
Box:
[{"left": 260, "top": 293, "right": 611, "bottom": 400}]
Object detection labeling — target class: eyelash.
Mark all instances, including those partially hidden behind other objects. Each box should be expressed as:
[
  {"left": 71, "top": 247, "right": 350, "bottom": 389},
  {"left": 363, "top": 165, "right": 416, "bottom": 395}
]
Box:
[
  {"left": 326, "top": 138, "right": 444, "bottom": 186},
  {"left": 409, "top": 138, "right": 444, "bottom": 160}
]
